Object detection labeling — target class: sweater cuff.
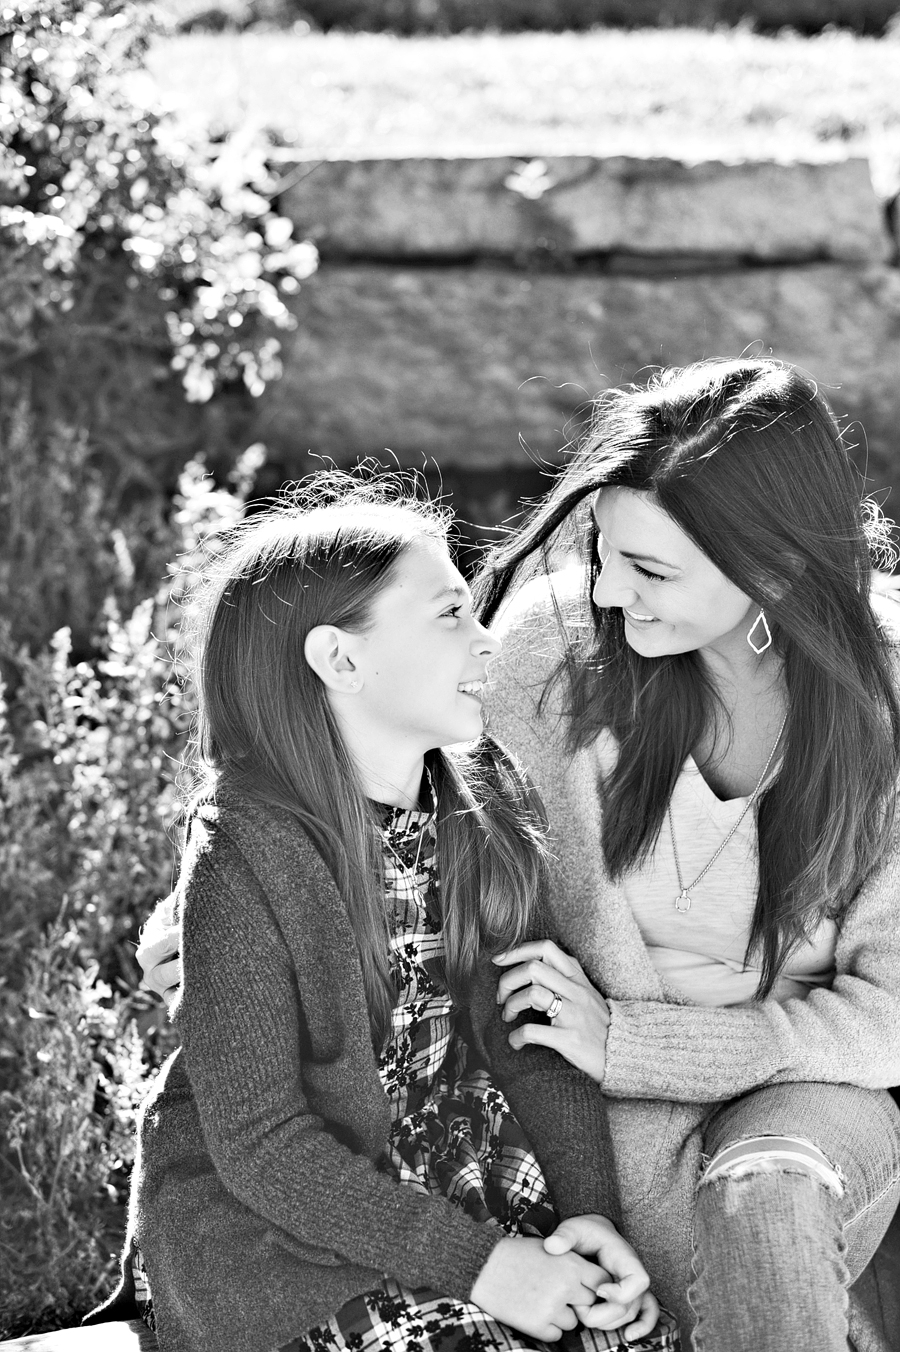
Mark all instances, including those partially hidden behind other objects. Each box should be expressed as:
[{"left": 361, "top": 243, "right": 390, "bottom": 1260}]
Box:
[
  {"left": 602, "top": 999, "right": 768, "bottom": 1102},
  {"left": 431, "top": 1217, "right": 505, "bottom": 1303}
]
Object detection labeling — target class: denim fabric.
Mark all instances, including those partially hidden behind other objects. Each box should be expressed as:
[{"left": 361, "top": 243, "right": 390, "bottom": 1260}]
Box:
[{"left": 687, "top": 1082, "right": 900, "bottom": 1351}]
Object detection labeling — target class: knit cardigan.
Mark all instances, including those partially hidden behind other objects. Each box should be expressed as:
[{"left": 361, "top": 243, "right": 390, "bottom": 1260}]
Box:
[
  {"left": 93, "top": 783, "right": 618, "bottom": 1352},
  {"left": 484, "top": 568, "right": 900, "bottom": 1337}
]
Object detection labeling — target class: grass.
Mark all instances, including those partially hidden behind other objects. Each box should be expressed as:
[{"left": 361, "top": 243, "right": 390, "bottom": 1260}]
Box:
[{"left": 142, "top": 27, "right": 900, "bottom": 164}]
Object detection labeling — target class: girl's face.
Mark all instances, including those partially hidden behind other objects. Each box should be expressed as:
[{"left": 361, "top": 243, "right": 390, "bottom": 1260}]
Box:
[
  {"left": 349, "top": 535, "right": 501, "bottom": 754},
  {"left": 591, "top": 488, "right": 757, "bottom": 665}
]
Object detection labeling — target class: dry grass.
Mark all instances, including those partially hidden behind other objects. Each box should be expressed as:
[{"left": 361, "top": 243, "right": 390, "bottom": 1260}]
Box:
[{"left": 142, "top": 27, "right": 900, "bottom": 164}]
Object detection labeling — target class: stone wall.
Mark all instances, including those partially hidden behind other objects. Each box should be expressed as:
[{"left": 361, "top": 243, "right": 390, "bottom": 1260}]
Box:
[{"left": 262, "top": 153, "right": 900, "bottom": 528}]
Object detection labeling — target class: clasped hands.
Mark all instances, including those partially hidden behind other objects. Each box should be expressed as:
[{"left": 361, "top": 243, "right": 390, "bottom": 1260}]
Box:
[
  {"left": 493, "top": 939, "right": 610, "bottom": 1083},
  {"left": 471, "top": 1213, "right": 659, "bottom": 1342}
]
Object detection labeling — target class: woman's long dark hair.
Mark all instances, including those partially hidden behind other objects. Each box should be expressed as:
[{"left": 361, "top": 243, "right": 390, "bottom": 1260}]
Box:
[
  {"left": 476, "top": 358, "right": 900, "bottom": 996},
  {"left": 185, "top": 474, "right": 547, "bottom": 1047}
]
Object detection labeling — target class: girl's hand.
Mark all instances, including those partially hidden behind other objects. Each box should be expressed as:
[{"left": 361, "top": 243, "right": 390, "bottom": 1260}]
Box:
[
  {"left": 470, "top": 1235, "right": 606, "bottom": 1342},
  {"left": 493, "top": 940, "right": 610, "bottom": 1082},
  {"left": 544, "top": 1215, "right": 660, "bottom": 1339}
]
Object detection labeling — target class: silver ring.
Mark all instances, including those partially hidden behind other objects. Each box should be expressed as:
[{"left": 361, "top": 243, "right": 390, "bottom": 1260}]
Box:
[{"left": 546, "top": 992, "right": 563, "bottom": 1021}]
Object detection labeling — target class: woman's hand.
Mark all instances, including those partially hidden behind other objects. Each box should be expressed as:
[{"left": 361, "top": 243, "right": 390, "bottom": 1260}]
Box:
[
  {"left": 136, "top": 899, "right": 182, "bottom": 1007},
  {"left": 544, "top": 1215, "right": 660, "bottom": 1339},
  {"left": 470, "top": 1235, "right": 606, "bottom": 1342},
  {"left": 493, "top": 940, "right": 610, "bottom": 1082}
]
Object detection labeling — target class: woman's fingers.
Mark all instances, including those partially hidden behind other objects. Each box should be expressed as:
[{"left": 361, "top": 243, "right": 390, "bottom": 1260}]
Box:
[
  {"left": 498, "top": 968, "right": 582, "bottom": 1021},
  {"left": 493, "top": 940, "right": 585, "bottom": 981},
  {"left": 506, "top": 1017, "right": 607, "bottom": 1081},
  {"left": 495, "top": 956, "right": 588, "bottom": 1004}
]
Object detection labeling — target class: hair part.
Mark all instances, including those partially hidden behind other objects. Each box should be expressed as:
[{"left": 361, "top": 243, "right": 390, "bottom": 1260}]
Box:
[
  {"left": 475, "top": 358, "right": 900, "bottom": 996},
  {"left": 185, "top": 471, "right": 546, "bottom": 1045}
]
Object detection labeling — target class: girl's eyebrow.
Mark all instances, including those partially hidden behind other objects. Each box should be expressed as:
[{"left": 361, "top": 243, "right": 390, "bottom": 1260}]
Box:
[{"left": 430, "top": 583, "right": 469, "bottom": 603}]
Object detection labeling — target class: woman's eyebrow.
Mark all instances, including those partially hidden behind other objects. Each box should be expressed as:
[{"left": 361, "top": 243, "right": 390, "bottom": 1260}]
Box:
[{"left": 620, "top": 549, "right": 676, "bottom": 568}]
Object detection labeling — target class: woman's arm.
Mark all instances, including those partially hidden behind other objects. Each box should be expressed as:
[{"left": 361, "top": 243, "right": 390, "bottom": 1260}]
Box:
[
  {"left": 172, "top": 816, "right": 501, "bottom": 1303},
  {"left": 600, "top": 849, "right": 900, "bottom": 1101},
  {"left": 495, "top": 846, "right": 900, "bottom": 1103}
]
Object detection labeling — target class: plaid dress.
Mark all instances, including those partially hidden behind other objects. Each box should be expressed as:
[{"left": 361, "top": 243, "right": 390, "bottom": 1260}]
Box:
[{"left": 281, "top": 804, "right": 678, "bottom": 1352}]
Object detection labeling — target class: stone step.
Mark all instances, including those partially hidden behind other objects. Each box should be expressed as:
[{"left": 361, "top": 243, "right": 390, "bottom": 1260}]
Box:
[
  {"left": 262, "top": 261, "right": 900, "bottom": 496},
  {"left": 276, "top": 154, "right": 891, "bottom": 264}
]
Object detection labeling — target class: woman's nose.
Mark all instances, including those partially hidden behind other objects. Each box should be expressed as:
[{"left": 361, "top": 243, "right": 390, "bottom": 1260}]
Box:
[{"left": 592, "top": 554, "right": 637, "bottom": 609}]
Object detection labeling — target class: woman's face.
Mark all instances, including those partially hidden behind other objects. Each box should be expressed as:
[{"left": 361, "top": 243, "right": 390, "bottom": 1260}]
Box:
[{"left": 591, "top": 488, "right": 757, "bottom": 665}]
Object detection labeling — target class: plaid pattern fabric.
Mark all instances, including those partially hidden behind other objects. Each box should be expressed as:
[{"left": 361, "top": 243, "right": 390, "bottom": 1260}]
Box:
[
  {"left": 292, "top": 806, "right": 678, "bottom": 1352},
  {"left": 281, "top": 1279, "right": 676, "bottom": 1352},
  {"left": 378, "top": 804, "right": 555, "bottom": 1236}
]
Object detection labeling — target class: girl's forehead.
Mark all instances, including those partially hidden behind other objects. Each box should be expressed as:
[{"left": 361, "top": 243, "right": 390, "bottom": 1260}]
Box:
[{"left": 380, "top": 535, "right": 465, "bottom": 601}]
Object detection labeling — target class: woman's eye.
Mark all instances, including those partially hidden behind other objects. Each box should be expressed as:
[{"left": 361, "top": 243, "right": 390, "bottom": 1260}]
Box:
[
  {"left": 441, "top": 605, "right": 462, "bottom": 619},
  {"left": 633, "top": 563, "right": 666, "bottom": 582}
]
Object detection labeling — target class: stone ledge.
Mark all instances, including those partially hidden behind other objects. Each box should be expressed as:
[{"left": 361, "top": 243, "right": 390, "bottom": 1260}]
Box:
[
  {"left": 277, "top": 156, "right": 891, "bottom": 264},
  {"left": 263, "top": 262, "right": 900, "bottom": 493}
]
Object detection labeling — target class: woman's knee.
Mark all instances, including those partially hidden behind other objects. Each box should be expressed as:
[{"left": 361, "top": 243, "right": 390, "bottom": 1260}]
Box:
[{"left": 700, "top": 1134, "right": 845, "bottom": 1195}]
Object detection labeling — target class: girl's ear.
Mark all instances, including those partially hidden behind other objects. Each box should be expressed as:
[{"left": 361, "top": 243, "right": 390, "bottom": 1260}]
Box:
[{"left": 304, "top": 625, "right": 362, "bottom": 694}]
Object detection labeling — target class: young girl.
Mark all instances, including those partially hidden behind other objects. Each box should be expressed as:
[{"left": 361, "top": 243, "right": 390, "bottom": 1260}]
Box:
[{"left": 90, "top": 477, "right": 676, "bottom": 1352}]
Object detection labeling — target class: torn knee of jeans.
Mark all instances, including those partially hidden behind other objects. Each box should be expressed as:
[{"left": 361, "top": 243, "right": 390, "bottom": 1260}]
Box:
[{"left": 700, "top": 1134, "right": 846, "bottom": 1197}]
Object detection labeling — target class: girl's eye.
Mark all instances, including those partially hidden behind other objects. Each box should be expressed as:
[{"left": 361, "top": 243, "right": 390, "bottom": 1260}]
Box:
[
  {"left": 441, "top": 605, "right": 463, "bottom": 619},
  {"left": 632, "top": 563, "right": 666, "bottom": 582}
]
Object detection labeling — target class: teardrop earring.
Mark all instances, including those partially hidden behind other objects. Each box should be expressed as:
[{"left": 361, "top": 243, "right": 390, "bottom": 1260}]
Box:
[{"left": 746, "top": 609, "right": 772, "bottom": 655}]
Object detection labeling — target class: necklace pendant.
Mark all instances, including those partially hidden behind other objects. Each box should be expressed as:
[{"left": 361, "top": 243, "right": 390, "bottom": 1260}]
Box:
[{"left": 674, "top": 889, "right": 693, "bottom": 914}]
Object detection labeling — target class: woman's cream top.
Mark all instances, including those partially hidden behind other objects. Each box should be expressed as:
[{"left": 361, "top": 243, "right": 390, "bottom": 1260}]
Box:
[{"left": 595, "top": 735, "right": 837, "bottom": 1007}]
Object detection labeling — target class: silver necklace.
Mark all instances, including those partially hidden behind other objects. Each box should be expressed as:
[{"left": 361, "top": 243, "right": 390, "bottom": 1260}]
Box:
[{"left": 669, "top": 713, "right": 787, "bottom": 914}]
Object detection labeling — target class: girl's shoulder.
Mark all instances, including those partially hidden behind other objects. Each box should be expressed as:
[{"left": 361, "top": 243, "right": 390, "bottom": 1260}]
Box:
[{"left": 183, "top": 787, "right": 329, "bottom": 888}]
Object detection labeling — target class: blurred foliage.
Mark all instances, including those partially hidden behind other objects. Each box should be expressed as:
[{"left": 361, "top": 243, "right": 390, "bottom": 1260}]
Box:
[
  {"left": 0, "top": 0, "right": 317, "bottom": 652},
  {"left": 171, "top": 0, "right": 900, "bottom": 34},
  {"left": 0, "top": 455, "right": 254, "bottom": 1339}
]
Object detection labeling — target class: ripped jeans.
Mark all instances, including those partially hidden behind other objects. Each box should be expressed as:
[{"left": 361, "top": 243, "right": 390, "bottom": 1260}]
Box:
[{"left": 688, "top": 1081, "right": 900, "bottom": 1352}]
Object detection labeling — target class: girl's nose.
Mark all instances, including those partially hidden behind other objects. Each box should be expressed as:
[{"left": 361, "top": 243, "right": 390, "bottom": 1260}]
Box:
[{"left": 472, "top": 620, "right": 502, "bottom": 658}]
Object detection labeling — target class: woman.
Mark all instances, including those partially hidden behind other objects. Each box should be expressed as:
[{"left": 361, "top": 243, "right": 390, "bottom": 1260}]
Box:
[
  {"left": 474, "top": 357, "right": 900, "bottom": 1351},
  {"left": 96, "top": 478, "right": 674, "bottom": 1352}
]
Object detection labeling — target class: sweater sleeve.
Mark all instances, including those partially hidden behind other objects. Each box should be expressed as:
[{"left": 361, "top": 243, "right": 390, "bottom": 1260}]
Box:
[
  {"left": 174, "top": 825, "right": 500, "bottom": 1302},
  {"left": 468, "top": 951, "right": 622, "bottom": 1228},
  {"left": 604, "top": 832, "right": 900, "bottom": 1102}
]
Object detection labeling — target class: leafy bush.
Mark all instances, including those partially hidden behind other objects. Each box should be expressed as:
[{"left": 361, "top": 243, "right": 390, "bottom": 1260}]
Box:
[
  {"left": 174, "top": 0, "right": 900, "bottom": 33},
  {"left": 0, "top": 456, "right": 254, "bottom": 1339},
  {"left": 0, "top": 0, "right": 317, "bottom": 653}
]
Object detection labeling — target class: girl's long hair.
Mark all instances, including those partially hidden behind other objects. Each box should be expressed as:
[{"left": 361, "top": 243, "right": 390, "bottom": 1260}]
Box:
[
  {"left": 476, "top": 358, "right": 900, "bottom": 996},
  {"left": 186, "top": 474, "right": 547, "bottom": 1047}
]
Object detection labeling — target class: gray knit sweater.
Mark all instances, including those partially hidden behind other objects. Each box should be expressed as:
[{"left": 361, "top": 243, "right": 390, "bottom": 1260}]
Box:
[
  {"left": 99, "top": 783, "right": 618, "bottom": 1352},
  {"left": 486, "top": 569, "right": 900, "bottom": 1337}
]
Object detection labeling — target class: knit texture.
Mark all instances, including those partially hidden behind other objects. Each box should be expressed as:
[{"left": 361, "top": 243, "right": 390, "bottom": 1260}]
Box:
[
  {"left": 486, "top": 568, "right": 900, "bottom": 1336},
  {"left": 94, "top": 782, "right": 620, "bottom": 1352}
]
